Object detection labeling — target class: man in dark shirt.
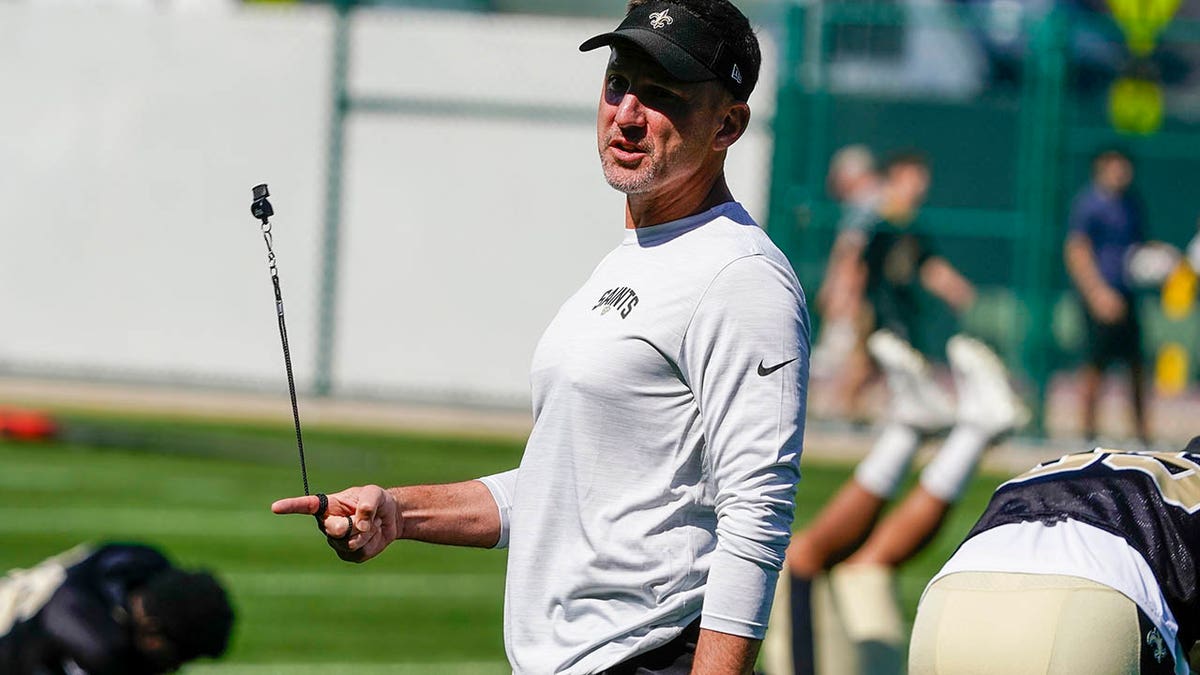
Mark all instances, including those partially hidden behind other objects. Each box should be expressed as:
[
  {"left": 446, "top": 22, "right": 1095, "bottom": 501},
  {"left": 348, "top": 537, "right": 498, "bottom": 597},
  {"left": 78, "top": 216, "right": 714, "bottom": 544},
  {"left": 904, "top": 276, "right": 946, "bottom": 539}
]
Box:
[
  {"left": 0, "top": 543, "right": 233, "bottom": 675},
  {"left": 1065, "top": 148, "right": 1149, "bottom": 445},
  {"left": 815, "top": 151, "right": 975, "bottom": 420},
  {"left": 860, "top": 152, "right": 975, "bottom": 344}
]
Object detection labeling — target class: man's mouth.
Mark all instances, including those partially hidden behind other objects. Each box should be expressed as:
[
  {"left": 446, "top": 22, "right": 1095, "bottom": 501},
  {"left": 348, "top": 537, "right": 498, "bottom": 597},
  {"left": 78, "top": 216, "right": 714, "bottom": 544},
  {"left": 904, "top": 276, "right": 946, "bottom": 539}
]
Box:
[{"left": 608, "top": 139, "right": 648, "bottom": 163}]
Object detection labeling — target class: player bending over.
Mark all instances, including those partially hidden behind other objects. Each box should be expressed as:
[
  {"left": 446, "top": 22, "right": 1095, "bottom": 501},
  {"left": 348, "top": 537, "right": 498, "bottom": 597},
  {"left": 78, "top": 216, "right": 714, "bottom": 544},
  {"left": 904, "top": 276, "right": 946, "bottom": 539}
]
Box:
[
  {"left": 910, "top": 440, "right": 1200, "bottom": 674},
  {"left": 0, "top": 543, "right": 233, "bottom": 675}
]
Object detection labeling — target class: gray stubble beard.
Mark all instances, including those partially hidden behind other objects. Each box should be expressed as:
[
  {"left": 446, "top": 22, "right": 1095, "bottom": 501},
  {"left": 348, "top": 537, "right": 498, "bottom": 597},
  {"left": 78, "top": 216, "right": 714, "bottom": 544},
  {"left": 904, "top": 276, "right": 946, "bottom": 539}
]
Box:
[{"left": 599, "top": 141, "right": 662, "bottom": 195}]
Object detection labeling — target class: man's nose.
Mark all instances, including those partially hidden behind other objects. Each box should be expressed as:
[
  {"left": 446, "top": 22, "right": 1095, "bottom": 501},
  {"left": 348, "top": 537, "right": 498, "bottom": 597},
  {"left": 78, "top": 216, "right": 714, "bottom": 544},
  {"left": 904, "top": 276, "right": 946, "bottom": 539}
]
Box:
[{"left": 614, "top": 93, "right": 646, "bottom": 128}]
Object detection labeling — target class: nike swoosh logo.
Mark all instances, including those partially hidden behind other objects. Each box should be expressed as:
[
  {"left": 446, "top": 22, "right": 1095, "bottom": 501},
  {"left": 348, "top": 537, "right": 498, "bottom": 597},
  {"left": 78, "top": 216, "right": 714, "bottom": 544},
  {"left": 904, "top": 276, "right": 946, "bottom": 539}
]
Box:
[{"left": 757, "top": 358, "right": 798, "bottom": 377}]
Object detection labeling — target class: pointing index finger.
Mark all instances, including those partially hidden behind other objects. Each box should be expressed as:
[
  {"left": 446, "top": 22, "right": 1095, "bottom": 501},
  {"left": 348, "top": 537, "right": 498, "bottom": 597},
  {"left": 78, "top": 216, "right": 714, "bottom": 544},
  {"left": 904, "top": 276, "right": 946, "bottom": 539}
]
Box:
[{"left": 271, "top": 495, "right": 319, "bottom": 515}]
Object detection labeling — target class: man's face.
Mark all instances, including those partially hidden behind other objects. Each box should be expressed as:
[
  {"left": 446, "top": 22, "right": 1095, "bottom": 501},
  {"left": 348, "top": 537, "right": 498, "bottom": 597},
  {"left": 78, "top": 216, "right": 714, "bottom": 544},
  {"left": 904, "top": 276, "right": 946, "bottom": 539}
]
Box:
[
  {"left": 829, "top": 166, "right": 870, "bottom": 201},
  {"left": 596, "top": 46, "right": 732, "bottom": 195},
  {"left": 130, "top": 594, "right": 184, "bottom": 674},
  {"left": 888, "top": 163, "right": 930, "bottom": 207},
  {"left": 829, "top": 169, "right": 855, "bottom": 201},
  {"left": 1096, "top": 156, "right": 1133, "bottom": 193}
]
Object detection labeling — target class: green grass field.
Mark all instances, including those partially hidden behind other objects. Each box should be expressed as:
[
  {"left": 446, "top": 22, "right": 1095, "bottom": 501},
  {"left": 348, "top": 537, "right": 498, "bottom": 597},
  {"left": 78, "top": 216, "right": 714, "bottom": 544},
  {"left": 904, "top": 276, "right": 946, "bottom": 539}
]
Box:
[{"left": 0, "top": 413, "right": 1009, "bottom": 672}]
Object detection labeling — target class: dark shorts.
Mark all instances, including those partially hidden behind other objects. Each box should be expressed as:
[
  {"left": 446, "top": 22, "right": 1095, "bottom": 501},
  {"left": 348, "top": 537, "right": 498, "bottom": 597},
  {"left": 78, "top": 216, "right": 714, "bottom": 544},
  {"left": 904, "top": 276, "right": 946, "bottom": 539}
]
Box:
[
  {"left": 603, "top": 619, "right": 701, "bottom": 675},
  {"left": 1085, "top": 301, "right": 1142, "bottom": 370}
]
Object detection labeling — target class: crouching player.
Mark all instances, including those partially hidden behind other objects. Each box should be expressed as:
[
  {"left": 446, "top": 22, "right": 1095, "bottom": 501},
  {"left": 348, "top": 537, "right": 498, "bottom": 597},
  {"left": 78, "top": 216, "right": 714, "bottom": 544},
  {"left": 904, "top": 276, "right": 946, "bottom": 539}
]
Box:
[
  {"left": 0, "top": 543, "right": 233, "bottom": 675},
  {"left": 910, "top": 441, "right": 1200, "bottom": 674}
]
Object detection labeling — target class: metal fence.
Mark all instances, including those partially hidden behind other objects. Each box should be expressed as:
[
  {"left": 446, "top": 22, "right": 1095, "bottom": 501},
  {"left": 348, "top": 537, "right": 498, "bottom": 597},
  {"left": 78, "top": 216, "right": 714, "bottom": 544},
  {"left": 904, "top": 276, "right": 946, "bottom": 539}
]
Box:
[{"left": 766, "top": 2, "right": 1200, "bottom": 429}]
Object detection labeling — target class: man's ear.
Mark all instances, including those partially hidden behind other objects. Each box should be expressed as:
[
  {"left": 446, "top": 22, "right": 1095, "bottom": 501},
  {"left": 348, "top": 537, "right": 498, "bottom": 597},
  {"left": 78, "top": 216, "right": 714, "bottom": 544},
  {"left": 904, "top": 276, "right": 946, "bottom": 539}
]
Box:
[{"left": 714, "top": 102, "right": 751, "bottom": 152}]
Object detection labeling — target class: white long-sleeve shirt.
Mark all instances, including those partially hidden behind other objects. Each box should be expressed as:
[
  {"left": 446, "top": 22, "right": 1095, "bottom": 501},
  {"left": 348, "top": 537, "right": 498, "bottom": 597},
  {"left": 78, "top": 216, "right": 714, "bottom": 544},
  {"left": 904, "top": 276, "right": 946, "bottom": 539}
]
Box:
[{"left": 479, "top": 202, "right": 809, "bottom": 674}]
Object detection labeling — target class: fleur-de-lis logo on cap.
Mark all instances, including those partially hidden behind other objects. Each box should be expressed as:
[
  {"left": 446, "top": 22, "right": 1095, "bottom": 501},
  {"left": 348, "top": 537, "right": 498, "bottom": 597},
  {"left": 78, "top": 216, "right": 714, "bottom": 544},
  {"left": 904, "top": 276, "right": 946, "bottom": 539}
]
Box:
[{"left": 649, "top": 9, "right": 673, "bottom": 29}]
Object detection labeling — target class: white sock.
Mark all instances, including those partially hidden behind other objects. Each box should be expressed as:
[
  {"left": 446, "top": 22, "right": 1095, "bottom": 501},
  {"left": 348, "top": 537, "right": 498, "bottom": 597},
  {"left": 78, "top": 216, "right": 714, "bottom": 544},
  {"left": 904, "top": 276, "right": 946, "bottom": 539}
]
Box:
[
  {"left": 919, "top": 424, "right": 993, "bottom": 501},
  {"left": 830, "top": 563, "right": 904, "bottom": 644},
  {"left": 854, "top": 423, "right": 921, "bottom": 498}
]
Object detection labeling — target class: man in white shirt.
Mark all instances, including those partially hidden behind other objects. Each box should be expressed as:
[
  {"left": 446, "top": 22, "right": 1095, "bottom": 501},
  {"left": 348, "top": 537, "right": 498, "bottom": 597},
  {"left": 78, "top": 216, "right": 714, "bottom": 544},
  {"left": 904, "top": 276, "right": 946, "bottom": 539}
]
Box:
[{"left": 272, "top": 2, "right": 810, "bottom": 673}]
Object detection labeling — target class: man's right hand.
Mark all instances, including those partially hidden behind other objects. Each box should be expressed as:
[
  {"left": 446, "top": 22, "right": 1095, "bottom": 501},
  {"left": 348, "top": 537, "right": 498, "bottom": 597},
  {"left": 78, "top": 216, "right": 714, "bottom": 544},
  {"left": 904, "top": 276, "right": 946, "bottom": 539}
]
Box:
[
  {"left": 271, "top": 486, "right": 401, "bottom": 563},
  {"left": 1088, "top": 285, "right": 1127, "bottom": 324}
]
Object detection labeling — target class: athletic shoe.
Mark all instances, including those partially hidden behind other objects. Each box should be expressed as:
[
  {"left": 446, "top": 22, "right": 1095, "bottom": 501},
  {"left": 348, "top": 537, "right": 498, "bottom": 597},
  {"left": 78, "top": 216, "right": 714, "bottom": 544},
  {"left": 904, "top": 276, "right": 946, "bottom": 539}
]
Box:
[
  {"left": 947, "top": 335, "right": 1030, "bottom": 437},
  {"left": 867, "top": 330, "right": 955, "bottom": 433}
]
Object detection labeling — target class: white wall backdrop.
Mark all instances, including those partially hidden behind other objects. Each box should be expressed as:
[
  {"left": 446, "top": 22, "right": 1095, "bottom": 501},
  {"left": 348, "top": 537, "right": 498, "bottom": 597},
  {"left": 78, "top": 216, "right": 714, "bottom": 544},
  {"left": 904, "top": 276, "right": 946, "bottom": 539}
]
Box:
[{"left": 0, "top": 4, "right": 777, "bottom": 408}]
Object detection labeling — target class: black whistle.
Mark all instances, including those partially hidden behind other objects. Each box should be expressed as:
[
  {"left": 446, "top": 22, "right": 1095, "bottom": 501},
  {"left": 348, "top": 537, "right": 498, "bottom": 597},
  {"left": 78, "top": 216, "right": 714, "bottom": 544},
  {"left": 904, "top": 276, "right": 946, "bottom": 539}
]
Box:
[{"left": 251, "top": 184, "right": 274, "bottom": 224}]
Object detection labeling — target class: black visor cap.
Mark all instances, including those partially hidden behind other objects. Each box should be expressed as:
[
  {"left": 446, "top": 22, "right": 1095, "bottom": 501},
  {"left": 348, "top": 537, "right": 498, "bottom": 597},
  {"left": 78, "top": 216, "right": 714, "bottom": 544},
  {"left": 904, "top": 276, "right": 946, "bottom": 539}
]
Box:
[{"left": 579, "top": 2, "right": 754, "bottom": 101}]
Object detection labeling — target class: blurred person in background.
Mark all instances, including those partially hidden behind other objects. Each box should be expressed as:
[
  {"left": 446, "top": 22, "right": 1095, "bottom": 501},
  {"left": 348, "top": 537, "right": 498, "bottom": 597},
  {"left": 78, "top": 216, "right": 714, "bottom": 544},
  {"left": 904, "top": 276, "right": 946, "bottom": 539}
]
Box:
[
  {"left": 811, "top": 145, "right": 882, "bottom": 420},
  {"left": 762, "top": 152, "right": 1029, "bottom": 674},
  {"left": 813, "top": 151, "right": 976, "bottom": 422},
  {"left": 1065, "top": 148, "right": 1149, "bottom": 446},
  {"left": 762, "top": 332, "right": 1027, "bottom": 675},
  {"left": 826, "top": 144, "right": 883, "bottom": 234},
  {"left": 909, "top": 441, "right": 1200, "bottom": 674},
  {"left": 818, "top": 151, "right": 976, "bottom": 421},
  {"left": 273, "top": 0, "right": 810, "bottom": 672},
  {"left": 0, "top": 543, "right": 233, "bottom": 675}
]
